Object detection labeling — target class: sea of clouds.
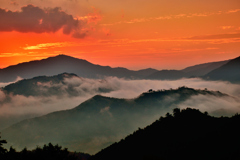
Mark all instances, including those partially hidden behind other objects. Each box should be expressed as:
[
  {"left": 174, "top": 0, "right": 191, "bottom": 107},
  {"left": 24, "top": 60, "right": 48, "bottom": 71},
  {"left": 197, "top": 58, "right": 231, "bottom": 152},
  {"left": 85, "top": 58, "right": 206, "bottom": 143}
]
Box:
[{"left": 0, "top": 76, "right": 240, "bottom": 130}]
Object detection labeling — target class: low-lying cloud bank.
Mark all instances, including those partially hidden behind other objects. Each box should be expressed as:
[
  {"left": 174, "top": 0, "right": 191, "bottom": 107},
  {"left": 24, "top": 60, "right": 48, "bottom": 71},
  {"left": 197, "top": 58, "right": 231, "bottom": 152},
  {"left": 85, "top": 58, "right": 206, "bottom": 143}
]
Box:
[
  {"left": 0, "top": 77, "right": 240, "bottom": 129},
  {"left": 101, "top": 77, "right": 240, "bottom": 98}
]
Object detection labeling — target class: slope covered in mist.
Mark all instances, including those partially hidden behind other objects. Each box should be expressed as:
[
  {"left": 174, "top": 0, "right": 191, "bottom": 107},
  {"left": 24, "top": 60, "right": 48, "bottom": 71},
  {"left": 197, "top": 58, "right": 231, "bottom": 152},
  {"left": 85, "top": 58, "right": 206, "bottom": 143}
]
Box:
[
  {"left": 1, "top": 87, "right": 231, "bottom": 154},
  {"left": 0, "top": 73, "right": 117, "bottom": 130},
  {"left": 91, "top": 108, "right": 240, "bottom": 160},
  {"left": 2, "top": 73, "right": 113, "bottom": 97}
]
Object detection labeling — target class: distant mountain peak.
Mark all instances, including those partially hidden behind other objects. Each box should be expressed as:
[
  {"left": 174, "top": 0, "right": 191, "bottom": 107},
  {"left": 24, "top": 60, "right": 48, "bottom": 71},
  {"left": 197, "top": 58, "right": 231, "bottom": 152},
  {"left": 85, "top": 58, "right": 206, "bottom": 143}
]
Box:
[
  {"left": 51, "top": 54, "right": 80, "bottom": 59},
  {"left": 47, "top": 54, "right": 88, "bottom": 62},
  {"left": 203, "top": 55, "right": 240, "bottom": 83},
  {"left": 0, "top": 54, "right": 141, "bottom": 82}
]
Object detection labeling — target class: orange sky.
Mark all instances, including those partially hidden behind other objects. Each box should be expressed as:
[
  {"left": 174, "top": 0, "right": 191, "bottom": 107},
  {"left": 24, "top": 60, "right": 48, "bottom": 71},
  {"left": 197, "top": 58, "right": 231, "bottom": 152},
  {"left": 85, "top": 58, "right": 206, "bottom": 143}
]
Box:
[{"left": 0, "top": 0, "right": 240, "bottom": 70}]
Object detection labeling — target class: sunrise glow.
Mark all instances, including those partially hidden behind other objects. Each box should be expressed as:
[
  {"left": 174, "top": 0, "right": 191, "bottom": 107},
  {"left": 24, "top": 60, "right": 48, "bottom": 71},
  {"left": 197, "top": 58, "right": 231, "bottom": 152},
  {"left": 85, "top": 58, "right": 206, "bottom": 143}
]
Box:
[{"left": 0, "top": 0, "right": 240, "bottom": 70}]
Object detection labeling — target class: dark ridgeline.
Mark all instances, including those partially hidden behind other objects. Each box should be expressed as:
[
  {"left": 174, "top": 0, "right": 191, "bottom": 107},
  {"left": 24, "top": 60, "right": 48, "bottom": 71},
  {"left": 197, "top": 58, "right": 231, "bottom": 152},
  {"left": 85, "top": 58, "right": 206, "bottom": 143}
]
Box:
[
  {"left": 203, "top": 56, "right": 240, "bottom": 83},
  {"left": 91, "top": 108, "right": 240, "bottom": 160},
  {"left": 0, "top": 54, "right": 236, "bottom": 83},
  {"left": 145, "top": 58, "right": 231, "bottom": 80},
  {"left": 134, "top": 68, "right": 160, "bottom": 77},
  {"left": 1, "top": 87, "right": 231, "bottom": 154},
  {"left": 0, "top": 55, "right": 142, "bottom": 82},
  {"left": 181, "top": 59, "right": 230, "bottom": 76}
]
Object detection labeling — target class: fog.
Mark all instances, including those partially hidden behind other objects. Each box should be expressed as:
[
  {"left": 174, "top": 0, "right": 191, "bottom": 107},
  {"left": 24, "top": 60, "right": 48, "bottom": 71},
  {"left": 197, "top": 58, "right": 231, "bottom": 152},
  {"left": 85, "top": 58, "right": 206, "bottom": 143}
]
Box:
[
  {"left": 178, "top": 94, "right": 240, "bottom": 116},
  {"left": 0, "top": 76, "right": 22, "bottom": 87},
  {"left": 1, "top": 77, "right": 240, "bottom": 116},
  {"left": 1, "top": 77, "right": 240, "bottom": 130}
]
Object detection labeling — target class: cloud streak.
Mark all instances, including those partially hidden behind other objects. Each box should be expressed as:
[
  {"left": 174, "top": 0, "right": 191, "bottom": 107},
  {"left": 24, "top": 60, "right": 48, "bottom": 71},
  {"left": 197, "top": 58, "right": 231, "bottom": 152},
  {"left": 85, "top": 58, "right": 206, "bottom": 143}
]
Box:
[
  {"left": 23, "top": 42, "right": 75, "bottom": 50},
  {"left": 101, "top": 9, "right": 240, "bottom": 26},
  {"left": 0, "top": 4, "right": 92, "bottom": 38},
  {"left": 187, "top": 33, "right": 240, "bottom": 40}
]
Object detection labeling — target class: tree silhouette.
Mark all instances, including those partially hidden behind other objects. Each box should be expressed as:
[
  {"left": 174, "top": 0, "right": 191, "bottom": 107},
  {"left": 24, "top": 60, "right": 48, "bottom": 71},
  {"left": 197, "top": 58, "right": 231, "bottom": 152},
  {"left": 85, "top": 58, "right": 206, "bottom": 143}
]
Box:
[
  {"left": 0, "top": 140, "right": 90, "bottom": 160},
  {"left": 173, "top": 108, "right": 180, "bottom": 117},
  {"left": 91, "top": 108, "right": 240, "bottom": 160},
  {"left": 0, "top": 133, "right": 7, "bottom": 155}
]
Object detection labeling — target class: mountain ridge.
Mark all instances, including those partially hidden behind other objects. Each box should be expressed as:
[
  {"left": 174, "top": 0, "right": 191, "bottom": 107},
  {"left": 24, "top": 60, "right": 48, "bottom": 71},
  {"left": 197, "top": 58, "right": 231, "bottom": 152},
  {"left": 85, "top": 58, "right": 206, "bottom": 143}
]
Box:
[
  {"left": 0, "top": 54, "right": 236, "bottom": 82},
  {"left": 181, "top": 59, "right": 230, "bottom": 76},
  {"left": 1, "top": 87, "right": 231, "bottom": 154},
  {"left": 0, "top": 55, "right": 141, "bottom": 82},
  {"left": 203, "top": 56, "right": 240, "bottom": 83}
]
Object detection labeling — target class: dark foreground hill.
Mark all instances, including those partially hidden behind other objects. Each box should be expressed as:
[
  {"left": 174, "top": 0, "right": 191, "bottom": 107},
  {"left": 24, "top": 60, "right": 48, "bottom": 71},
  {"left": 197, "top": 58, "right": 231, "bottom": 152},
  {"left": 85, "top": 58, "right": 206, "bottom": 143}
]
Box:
[
  {"left": 1, "top": 87, "right": 230, "bottom": 154},
  {"left": 0, "top": 142, "right": 90, "bottom": 160},
  {"left": 91, "top": 108, "right": 240, "bottom": 160}
]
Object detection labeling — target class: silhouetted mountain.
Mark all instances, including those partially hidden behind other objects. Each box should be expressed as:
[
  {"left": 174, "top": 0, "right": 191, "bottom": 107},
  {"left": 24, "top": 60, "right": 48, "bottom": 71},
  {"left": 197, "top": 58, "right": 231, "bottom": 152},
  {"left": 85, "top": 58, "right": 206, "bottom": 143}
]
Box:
[
  {"left": 135, "top": 68, "right": 159, "bottom": 77},
  {"left": 0, "top": 55, "right": 141, "bottom": 82},
  {"left": 146, "top": 70, "right": 187, "bottom": 80},
  {"left": 203, "top": 56, "right": 240, "bottom": 83},
  {"left": 91, "top": 108, "right": 240, "bottom": 160},
  {"left": 181, "top": 59, "right": 230, "bottom": 76},
  {"left": 0, "top": 55, "right": 236, "bottom": 83},
  {"left": 1, "top": 87, "right": 229, "bottom": 154},
  {"left": 146, "top": 59, "right": 231, "bottom": 80}
]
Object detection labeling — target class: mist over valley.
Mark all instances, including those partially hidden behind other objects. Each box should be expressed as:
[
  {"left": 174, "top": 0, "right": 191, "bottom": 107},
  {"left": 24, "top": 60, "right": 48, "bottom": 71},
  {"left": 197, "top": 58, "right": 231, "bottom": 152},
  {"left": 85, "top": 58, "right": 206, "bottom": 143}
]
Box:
[{"left": 0, "top": 55, "right": 240, "bottom": 158}]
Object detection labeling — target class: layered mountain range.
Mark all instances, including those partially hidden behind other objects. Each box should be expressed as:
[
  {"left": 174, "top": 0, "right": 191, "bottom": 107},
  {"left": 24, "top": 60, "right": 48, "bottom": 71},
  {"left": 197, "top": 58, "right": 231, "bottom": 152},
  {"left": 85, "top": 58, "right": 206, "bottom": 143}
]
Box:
[
  {"left": 0, "top": 55, "right": 240, "bottom": 156},
  {"left": 1, "top": 87, "right": 232, "bottom": 154},
  {"left": 1, "top": 54, "right": 239, "bottom": 83}
]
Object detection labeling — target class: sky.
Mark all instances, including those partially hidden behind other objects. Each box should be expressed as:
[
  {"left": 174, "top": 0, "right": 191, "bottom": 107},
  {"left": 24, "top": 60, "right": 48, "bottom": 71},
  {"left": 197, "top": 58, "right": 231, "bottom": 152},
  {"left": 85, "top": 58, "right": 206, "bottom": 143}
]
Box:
[{"left": 0, "top": 0, "right": 240, "bottom": 70}]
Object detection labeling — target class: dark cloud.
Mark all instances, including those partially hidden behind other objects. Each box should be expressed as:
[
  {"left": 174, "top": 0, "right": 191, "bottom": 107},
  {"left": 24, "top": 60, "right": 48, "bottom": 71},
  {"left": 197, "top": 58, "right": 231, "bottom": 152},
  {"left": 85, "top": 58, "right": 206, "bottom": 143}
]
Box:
[{"left": 0, "top": 4, "right": 87, "bottom": 38}]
